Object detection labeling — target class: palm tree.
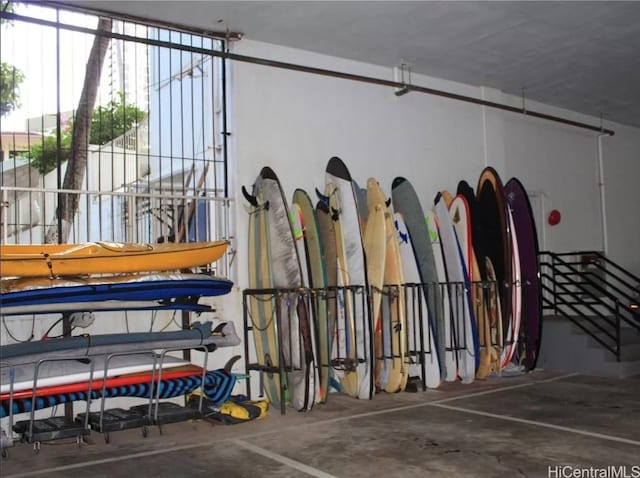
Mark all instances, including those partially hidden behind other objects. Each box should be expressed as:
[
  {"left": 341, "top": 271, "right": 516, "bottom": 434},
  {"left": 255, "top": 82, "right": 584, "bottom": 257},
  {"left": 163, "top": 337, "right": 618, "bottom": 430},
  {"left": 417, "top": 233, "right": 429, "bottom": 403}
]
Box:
[{"left": 45, "top": 17, "right": 113, "bottom": 243}]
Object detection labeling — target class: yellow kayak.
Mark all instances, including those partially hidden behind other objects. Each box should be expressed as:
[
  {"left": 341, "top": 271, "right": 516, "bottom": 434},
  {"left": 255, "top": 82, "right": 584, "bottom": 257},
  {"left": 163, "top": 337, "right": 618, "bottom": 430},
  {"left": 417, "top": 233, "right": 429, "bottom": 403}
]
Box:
[{"left": 0, "top": 240, "right": 229, "bottom": 277}]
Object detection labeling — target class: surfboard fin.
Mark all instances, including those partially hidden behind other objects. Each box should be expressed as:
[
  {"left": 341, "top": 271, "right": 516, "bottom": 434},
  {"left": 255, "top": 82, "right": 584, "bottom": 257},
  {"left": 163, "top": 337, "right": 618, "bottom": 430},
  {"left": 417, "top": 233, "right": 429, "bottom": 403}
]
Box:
[
  {"left": 241, "top": 186, "right": 258, "bottom": 208},
  {"left": 224, "top": 355, "right": 241, "bottom": 373},
  {"left": 315, "top": 187, "right": 329, "bottom": 206},
  {"left": 212, "top": 322, "right": 227, "bottom": 335}
]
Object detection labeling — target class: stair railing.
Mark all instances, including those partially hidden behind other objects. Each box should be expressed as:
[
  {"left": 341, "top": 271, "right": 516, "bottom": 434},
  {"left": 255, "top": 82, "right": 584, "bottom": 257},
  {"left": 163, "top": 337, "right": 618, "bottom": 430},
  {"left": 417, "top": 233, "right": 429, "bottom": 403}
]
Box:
[{"left": 539, "top": 251, "right": 640, "bottom": 362}]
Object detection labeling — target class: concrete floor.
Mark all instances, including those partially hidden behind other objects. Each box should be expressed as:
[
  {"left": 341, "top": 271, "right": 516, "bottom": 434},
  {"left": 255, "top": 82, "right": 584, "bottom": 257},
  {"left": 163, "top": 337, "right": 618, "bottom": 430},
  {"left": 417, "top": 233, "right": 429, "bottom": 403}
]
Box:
[{"left": 1, "top": 370, "right": 639, "bottom": 478}]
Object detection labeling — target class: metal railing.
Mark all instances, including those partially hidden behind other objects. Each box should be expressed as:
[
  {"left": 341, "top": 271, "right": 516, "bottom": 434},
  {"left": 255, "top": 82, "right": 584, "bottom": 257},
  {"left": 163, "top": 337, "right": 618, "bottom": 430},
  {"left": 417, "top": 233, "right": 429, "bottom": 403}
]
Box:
[
  {"left": 0, "top": 184, "right": 233, "bottom": 278},
  {"left": 539, "top": 251, "right": 640, "bottom": 361},
  {"left": 242, "top": 281, "right": 510, "bottom": 412}
]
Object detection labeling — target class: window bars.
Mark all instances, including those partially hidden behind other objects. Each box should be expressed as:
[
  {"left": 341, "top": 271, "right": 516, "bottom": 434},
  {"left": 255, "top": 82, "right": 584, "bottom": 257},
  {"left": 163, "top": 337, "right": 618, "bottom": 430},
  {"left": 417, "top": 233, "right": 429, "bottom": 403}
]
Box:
[{"left": 1, "top": 3, "right": 231, "bottom": 276}]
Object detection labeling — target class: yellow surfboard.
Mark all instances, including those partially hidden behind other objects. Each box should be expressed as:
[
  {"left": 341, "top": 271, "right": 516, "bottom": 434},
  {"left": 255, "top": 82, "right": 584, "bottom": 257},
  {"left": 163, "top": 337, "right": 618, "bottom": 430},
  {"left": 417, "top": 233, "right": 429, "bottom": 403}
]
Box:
[
  {"left": 366, "top": 179, "right": 408, "bottom": 393},
  {"left": 363, "top": 199, "right": 386, "bottom": 391},
  {"left": 326, "top": 182, "right": 359, "bottom": 397}
]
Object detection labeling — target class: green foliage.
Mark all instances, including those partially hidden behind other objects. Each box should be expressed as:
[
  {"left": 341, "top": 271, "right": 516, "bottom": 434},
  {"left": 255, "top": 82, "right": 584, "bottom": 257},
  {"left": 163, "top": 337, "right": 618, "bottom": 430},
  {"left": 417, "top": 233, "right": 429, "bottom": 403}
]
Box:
[
  {"left": 90, "top": 91, "right": 146, "bottom": 146},
  {"left": 0, "top": 61, "right": 24, "bottom": 116},
  {"left": 28, "top": 134, "right": 72, "bottom": 175},
  {"left": 27, "top": 92, "right": 146, "bottom": 174},
  {"left": 0, "top": 3, "right": 23, "bottom": 116}
]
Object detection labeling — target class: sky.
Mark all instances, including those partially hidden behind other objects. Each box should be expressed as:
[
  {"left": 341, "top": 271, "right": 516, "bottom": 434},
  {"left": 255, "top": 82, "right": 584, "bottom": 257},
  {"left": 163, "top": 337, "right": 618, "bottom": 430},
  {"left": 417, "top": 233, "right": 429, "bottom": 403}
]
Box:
[{"left": 1, "top": 4, "right": 100, "bottom": 131}]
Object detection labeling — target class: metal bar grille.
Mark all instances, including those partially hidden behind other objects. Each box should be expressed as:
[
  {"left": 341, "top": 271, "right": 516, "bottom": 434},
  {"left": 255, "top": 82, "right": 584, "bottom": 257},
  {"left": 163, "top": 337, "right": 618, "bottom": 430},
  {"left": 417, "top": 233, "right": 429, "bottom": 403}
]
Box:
[{"left": 1, "top": 2, "right": 231, "bottom": 276}]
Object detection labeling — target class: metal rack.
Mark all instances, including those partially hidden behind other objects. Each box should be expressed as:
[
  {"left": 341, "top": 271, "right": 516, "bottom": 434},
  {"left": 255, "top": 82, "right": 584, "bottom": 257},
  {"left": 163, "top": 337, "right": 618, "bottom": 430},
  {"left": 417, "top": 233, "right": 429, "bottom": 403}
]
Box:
[
  {"left": 0, "top": 361, "right": 15, "bottom": 458},
  {"left": 1, "top": 343, "right": 221, "bottom": 451},
  {"left": 243, "top": 280, "right": 524, "bottom": 411},
  {"left": 76, "top": 344, "right": 216, "bottom": 442},
  {"left": 12, "top": 356, "right": 95, "bottom": 452}
]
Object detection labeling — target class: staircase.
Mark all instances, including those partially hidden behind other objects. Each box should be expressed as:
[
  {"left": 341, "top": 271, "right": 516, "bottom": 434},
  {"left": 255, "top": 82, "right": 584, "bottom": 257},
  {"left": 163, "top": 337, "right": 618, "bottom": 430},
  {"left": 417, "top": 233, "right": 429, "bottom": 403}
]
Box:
[{"left": 538, "top": 251, "right": 640, "bottom": 377}]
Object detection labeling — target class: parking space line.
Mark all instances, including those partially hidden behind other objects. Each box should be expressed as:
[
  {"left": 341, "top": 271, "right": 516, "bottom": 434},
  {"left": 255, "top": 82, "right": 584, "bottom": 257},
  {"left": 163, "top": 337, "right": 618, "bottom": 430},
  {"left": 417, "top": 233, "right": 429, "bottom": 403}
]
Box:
[
  {"left": 432, "top": 402, "right": 640, "bottom": 447},
  {"left": 233, "top": 439, "right": 340, "bottom": 478}
]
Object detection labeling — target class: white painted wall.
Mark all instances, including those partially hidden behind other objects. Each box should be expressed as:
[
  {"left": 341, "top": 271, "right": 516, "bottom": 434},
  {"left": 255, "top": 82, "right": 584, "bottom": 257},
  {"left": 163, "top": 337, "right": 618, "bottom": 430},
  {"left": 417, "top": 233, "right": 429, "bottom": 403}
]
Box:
[
  {"left": 3, "top": 38, "right": 637, "bottom": 409},
  {"left": 601, "top": 124, "right": 640, "bottom": 276},
  {"left": 230, "top": 39, "right": 640, "bottom": 289}
]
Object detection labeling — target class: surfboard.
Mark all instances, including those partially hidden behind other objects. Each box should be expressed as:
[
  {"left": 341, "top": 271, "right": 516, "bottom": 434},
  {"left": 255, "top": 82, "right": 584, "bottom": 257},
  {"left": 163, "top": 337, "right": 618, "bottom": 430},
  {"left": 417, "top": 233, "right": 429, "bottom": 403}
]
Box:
[
  {"left": 425, "top": 210, "right": 457, "bottom": 382},
  {"left": 457, "top": 181, "right": 492, "bottom": 379},
  {"left": 393, "top": 213, "right": 441, "bottom": 389},
  {"left": 391, "top": 177, "right": 444, "bottom": 382},
  {"left": 315, "top": 200, "right": 339, "bottom": 396},
  {"left": 290, "top": 200, "right": 321, "bottom": 405},
  {"left": 256, "top": 167, "right": 315, "bottom": 412},
  {"left": 324, "top": 182, "right": 357, "bottom": 396},
  {"left": 2, "top": 369, "right": 236, "bottom": 418},
  {"left": 448, "top": 195, "right": 482, "bottom": 374},
  {"left": 363, "top": 198, "right": 386, "bottom": 392},
  {"left": 1, "top": 364, "right": 204, "bottom": 401},
  {"left": 293, "top": 189, "right": 328, "bottom": 402},
  {"left": 0, "top": 274, "right": 233, "bottom": 315},
  {"left": 434, "top": 193, "right": 476, "bottom": 384},
  {"left": 0, "top": 354, "right": 188, "bottom": 394},
  {"left": 245, "top": 174, "right": 282, "bottom": 407},
  {"left": 501, "top": 207, "right": 522, "bottom": 368},
  {"left": 1, "top": 321, "right": 240, "bottom": 366},
  {"left": 353, "top": 179, "right": 369, "bottom": 223},
  {"left": 505, "top": 177, "right": 543, "bottom": 370},
  {"left": 1, "top": 240, "right": 229, "bottom": 278},
  {"left": 485, "top": 257, "right": 504, "bottom": 373},
  {"left": 367, "top": 179, "right": 408, "bottom": 393},
  {"left": 0, "top": 301, "right": 212, "bottom": 316},
  {"left": 477, "top": 167, "right": 512, "bottom": 345},
  {"left": 326, "top": 157, "right": 372, "bottom": 400}
]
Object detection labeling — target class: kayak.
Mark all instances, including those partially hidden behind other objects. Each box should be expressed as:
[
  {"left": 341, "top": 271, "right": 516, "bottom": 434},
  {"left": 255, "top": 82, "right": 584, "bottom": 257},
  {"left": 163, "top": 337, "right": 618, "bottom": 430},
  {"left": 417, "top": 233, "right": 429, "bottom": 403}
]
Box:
[{"left": 0, "top": 240, "right": 229, "bottom": 277}]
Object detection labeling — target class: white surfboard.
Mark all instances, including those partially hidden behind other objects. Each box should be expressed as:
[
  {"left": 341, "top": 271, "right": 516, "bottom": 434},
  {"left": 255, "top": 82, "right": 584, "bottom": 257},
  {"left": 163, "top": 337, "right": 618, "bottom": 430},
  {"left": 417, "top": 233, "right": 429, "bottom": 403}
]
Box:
[
  {"left": 326, "top": 158, "right": 372, "bottom": 400},
  {"left": 425, "top": 210, "right": 457, "bottom": 382},
  {"left": 501, "top": 207, "right": 522, "bottom": 367},
  {"left": 394, "top": 213, "right": 441, "bottom": 389},
  {"left": 434, "top": 194, "right": 476, "bottom": 384}
]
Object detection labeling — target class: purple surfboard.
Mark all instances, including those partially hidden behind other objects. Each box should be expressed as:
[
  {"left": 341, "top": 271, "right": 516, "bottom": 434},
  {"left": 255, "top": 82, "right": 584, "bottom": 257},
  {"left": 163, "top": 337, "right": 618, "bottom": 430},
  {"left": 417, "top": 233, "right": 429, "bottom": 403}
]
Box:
[{"left": 505, "top": 177, "right": 542, "bottom": 370}]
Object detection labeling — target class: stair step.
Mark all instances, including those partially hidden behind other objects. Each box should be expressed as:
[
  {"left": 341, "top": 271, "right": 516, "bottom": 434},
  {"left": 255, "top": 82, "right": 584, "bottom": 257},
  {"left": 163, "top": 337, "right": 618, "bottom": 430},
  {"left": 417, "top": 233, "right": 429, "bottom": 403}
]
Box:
[
  {"left": 538, "top": 315, "right": 640, "bottom": 377},
  {"left": 618, "top": 343, "right": 640, "bottom": 362},
  {"left": 587, "top": 329, "right": 640, "bottom": 347}
]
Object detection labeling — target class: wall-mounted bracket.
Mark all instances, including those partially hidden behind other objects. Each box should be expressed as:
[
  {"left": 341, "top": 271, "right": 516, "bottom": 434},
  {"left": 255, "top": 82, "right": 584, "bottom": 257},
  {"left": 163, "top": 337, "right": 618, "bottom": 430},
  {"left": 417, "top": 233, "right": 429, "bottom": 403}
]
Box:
[{"left": 393, "top": 61, "right": 412, "bottom": 97}]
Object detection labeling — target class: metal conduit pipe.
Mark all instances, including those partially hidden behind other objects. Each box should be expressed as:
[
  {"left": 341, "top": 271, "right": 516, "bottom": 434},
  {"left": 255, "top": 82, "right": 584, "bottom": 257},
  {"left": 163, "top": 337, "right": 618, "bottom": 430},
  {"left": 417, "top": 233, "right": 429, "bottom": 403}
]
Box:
[{"left": 3, "top": 10, "right": 616, "bottom": 137}]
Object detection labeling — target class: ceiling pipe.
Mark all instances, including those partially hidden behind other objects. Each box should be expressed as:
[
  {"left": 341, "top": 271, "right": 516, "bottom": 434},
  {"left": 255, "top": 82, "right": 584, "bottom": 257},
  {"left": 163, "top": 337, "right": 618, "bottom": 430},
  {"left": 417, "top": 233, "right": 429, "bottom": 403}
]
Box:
[
  {"left": 4, "top": 9, "right": 616, "bottom": 137},
  {"left": 597, "top": 133, "right": 609, "bottom": 255}
]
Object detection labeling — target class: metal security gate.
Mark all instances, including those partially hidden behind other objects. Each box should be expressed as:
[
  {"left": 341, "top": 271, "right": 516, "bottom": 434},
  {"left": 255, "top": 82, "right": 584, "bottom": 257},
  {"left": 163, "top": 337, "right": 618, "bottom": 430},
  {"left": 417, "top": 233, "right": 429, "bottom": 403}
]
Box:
[{"left": 1, "top": 1, "right": 231, "bottom": 275}]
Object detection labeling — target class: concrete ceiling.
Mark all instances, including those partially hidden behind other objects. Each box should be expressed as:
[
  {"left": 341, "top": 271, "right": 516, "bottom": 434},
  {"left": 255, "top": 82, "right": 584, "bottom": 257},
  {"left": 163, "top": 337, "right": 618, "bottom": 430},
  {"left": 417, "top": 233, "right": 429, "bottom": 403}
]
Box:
[{"left": 72, "top": 1, "right": 640, "bottom": 128}]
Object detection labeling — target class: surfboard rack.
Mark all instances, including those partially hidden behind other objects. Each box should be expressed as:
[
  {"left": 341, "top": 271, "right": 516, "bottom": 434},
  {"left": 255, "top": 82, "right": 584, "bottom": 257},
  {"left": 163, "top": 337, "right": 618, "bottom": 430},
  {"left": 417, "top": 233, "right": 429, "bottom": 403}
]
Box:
[
  {"left": 11, "top": 356, "right": 95, "bottom": 452},
  {"left": 1, "top": 339, "right": 239, "bottom": 451},
  {"left": 77, "top": 408, "right": 149, "bottom": 443},
  {"left": 0, "top": 362, "right": 14, "bottom": 458},
  {"left": 13, "top": 416, "right": 90, "bottom": 451},
  {"left": 0, "top": 429, "right": 13, "bottom": 458},
  {"left": 78, "top": 345, "right": 214, "bottom": 442},
  {"left": 243, "top": 279, "right": 524, "bottom": 407},
  {"left": 243, "top": 285, "right": 372, "bottom": 414}
]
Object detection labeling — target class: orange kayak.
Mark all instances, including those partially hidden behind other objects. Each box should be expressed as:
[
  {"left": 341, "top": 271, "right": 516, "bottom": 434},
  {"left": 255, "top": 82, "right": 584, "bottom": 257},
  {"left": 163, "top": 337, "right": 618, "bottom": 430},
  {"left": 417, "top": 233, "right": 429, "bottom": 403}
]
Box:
[{"left": 0, "top": 240, "right": 229, "bottom": 277}]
